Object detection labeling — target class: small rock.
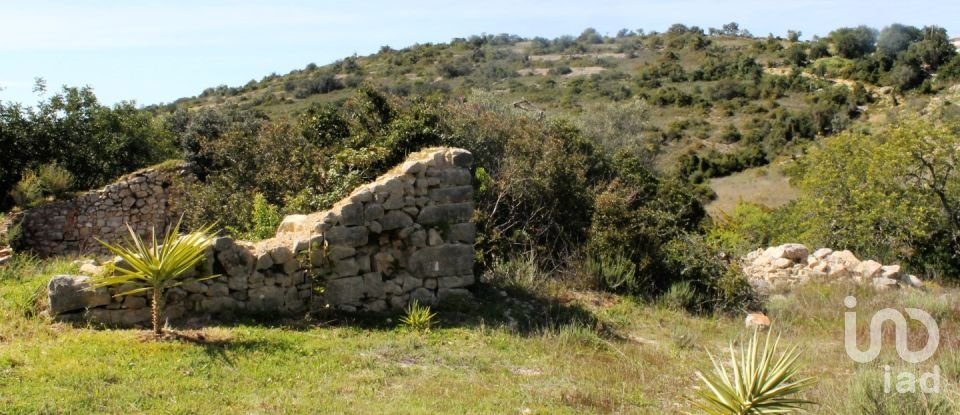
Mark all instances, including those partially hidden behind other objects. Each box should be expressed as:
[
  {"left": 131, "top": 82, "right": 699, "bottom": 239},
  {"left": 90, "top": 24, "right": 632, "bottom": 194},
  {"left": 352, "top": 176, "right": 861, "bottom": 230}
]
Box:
[{"left": 745, "top": 312, "right": 771, "bottom": 331}]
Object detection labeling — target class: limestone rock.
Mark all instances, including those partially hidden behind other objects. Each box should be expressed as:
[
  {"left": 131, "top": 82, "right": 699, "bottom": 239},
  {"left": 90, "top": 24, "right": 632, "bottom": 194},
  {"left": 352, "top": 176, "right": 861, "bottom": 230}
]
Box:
[
  {"left": 48, "top": 275, "right": 111, "bottom": 315},
  {"left": 745, "top": 313, "right": 771, "bottom": 331}
]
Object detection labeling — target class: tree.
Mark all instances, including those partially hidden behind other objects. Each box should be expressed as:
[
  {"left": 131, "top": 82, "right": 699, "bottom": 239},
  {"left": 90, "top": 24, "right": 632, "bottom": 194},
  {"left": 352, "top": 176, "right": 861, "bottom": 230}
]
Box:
[
  {"left": 788, "top": 118, "right": 960, "bottom": 275},
  {"left": 721, "top": 22, "right": 740, "bottom": 37},
  {"left": 828, "top": 26, "right": 877, "bottom": 59},
  {"left": 903, "top": 26, "right": 957, "bottom": 71},
  {"left": 577, "top": 27, "right": 603, "bottom": 44},
  {"left": 877, "top": 23, "right": 922, "bottom": 57},
  {"left": 93, "top": 220, "right": 216, "bottom": 335},
  {"left": 787, "top": 30, "right": 802, "bottom": 42}
]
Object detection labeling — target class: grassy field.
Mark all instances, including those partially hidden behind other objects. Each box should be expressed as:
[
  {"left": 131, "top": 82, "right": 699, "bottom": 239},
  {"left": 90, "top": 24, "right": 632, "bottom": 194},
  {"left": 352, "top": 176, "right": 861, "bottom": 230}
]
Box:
[
  {"left": 1, "top": 254, "right": 959, "bottom": 414},
  {"left": 707, "top": 164, "right": 799, "bottom": 217}
]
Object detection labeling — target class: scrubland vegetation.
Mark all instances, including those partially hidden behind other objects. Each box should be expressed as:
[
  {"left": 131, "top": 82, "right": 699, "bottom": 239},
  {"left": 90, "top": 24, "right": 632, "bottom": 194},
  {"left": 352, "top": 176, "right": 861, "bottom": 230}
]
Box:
[{"left": 2, "top": 21, "right": 960, "bottom": 413}]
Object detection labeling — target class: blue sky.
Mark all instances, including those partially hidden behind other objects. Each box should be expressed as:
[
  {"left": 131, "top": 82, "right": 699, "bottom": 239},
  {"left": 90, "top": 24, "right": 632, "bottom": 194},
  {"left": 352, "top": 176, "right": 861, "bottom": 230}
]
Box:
[{"left": 2, "top": 0, "right": 958, "bottom": 107}]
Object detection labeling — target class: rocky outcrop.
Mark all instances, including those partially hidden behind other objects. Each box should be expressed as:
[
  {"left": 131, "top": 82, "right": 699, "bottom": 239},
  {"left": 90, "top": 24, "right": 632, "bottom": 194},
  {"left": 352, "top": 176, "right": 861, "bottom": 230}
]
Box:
[
  {"left": 46, "top": 147, "right": 477, "bottom": 326},
  {"left": 8, "top": 163, "right": 193, "bottom": 257},
  {"left": 742, "top": 244, "right": 923, "bottom": 294}
]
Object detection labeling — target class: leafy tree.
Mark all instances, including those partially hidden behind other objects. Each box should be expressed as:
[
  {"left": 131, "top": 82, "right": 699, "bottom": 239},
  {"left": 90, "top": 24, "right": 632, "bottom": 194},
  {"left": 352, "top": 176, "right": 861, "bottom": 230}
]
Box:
[
  {"left": 903, "top": 26, "right": 957, "bottom": 71},
  {"left": 877, "top": 23, "right": 922, "bottom": 57},
  {"left": 721, "top": 22, "right": 741, "bottom": 37},
  {"left": 0, "top": 86, "right": 176, "bottom": 207},
  {"left": 787, "top": 118, "right": 960, "bottom": 275},
  {"left": 577, "top": 27, "right": 603, "bottom": 44},
  {"left": 828, "top": 26, "right": 877, "bottom": 59},
  {"left": 787, "top": 30, "right": 802, "bottom": 42}
]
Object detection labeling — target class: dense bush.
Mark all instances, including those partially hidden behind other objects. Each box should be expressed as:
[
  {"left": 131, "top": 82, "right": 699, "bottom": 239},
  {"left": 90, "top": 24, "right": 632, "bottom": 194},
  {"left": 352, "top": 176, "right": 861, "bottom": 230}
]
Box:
[{"left": 0, "top": 87, "right": 176, "bottom": 208}]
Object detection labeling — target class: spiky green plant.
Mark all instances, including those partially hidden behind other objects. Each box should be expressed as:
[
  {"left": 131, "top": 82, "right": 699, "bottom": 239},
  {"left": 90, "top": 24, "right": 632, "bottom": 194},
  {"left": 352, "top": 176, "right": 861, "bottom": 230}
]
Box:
[
  {"left": 91, "top": 219, "right": 216, "bottom": 335},
  {"left": 690, "top": 329, "right": 816, "bottom": 414},
  {"left": 400, "top": 300, "right": 437, "bottom": 332}
]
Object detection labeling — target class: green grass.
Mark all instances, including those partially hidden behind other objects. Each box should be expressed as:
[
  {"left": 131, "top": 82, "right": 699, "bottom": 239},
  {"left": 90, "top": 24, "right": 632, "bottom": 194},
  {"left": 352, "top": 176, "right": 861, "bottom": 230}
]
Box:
[
  {"left": 707, "top": 164, "right": 799, "bottom": 217},
  {"left": 1, "top": 253, "right": 959, "bottom": 413}
]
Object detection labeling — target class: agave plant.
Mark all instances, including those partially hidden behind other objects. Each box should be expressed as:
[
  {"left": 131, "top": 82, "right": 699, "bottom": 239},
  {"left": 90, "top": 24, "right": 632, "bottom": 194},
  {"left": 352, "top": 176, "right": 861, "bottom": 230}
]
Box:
[
  {"left": 400, "top": 300, "right": 437, "bottom": 332},
  {"left": 91, "top": 219, "right": 216, "bottom": 335},
  {"left": 691, "top": 329, "right": 816, "bottom": 414}
]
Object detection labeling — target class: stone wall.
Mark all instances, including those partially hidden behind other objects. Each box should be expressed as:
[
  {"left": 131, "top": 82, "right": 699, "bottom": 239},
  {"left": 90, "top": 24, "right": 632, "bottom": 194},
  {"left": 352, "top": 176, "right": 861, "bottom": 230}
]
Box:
[
  {"left": 9, "top": 163, "right": 193, "bottom": 257},
  {"left": 47, "top": 147, "right": 477, "bottom": 325}
]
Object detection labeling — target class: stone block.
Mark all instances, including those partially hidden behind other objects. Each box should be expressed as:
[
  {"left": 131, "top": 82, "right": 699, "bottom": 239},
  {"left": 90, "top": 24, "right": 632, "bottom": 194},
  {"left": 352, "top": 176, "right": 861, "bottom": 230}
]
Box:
[
  {"left": 428, "top": 186, "right": 474, "bottom": 204},
  {"left": 407, "top": 244, "right": 474, "bottom": 278},
  {"left": 325, "top": 276, "right": 364, "bottom": 305},
  {"left": 48, "top": 275, "right": 111, "bottom": 315},
  {"left": 416, "top": 203, "right": 473, "bottom": 226},
  {"left": 324, "top": 226, "right": 368, "bottom": 247},
  {"left": 381, "top": 210, "right": 414, "bottom": 231}
]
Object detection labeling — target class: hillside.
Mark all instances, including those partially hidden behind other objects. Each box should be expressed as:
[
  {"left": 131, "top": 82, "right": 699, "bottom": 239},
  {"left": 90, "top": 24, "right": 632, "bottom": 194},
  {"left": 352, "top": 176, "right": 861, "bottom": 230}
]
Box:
[{"left": 149, "top": 25, "right": 960, "bottom": 214}]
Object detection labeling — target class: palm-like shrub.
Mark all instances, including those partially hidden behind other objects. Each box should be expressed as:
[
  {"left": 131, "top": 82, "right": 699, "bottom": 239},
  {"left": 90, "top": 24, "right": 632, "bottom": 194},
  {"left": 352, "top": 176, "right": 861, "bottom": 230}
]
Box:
[
  {"left": 92, "top": 220, "right": 216, "bottom": 335},
  {"left": 400, "top": 300, "right": 437, "bottom": 332},
  {"left": 691, "top": 329, "right": 816, "bottom": 414}
]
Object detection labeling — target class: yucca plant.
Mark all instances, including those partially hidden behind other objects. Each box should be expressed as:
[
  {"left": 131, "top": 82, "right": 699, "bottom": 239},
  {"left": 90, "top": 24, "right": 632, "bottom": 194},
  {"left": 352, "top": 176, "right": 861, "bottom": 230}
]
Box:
[
  {"left": 400, "top": 300, "right": 437, "bottom": 332},
  {"left": 690, "top": 329, "right": 816, "bottom": 414},
  {"left": 91, "top": 219, "right": 216, "bottom": 335}
]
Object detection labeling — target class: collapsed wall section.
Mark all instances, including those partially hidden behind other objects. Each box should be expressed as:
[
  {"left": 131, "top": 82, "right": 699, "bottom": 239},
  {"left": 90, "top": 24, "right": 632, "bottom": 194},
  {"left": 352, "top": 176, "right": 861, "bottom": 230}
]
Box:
[{"left": 9, "top": 164, "right": 192, "bottom": 257}]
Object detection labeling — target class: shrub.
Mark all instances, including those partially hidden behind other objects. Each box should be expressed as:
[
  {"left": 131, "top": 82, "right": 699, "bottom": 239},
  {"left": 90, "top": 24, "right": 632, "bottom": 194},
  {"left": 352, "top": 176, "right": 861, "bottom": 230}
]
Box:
[
  {"left": 660, "top": 280, "right": 697, "bottom": 311},
  {"left": 226, "top": 193, "right": 281, "bottom": 241},
  {"left": 691, "top": 329, "right": 817, "bottom": 414},
  {"left": 36, "top": 162, "right": 74, "bottom": 199},
  {"left": 400, "top": 300, "right": 437, "bottom": 332},
  {"left": 482, "top": 252, "right": 547, "bottom": 292},
  {"left": 842, "top": 368, "right": 955, "bottom": 414},
  {"left": 586, "top": 252, "right": 639, "bottom": 293},
  {"left": 9, "top": 170, "right": 43, "bottom": 208},
  {"left": 92, "top": 220, "right": 217, "bottom": 336},
  {"left": 659, "top": 234, "right": 756, "bottom": 313}
]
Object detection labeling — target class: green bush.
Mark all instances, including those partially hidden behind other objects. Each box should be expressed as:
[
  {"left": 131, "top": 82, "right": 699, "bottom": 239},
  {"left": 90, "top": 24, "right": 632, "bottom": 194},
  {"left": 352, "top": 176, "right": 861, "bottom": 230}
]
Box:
[
  {"left": 660, "top": 281, "right": 697, "bottom": 311},
  {"left": 586, "top": 252, "right": 639, "bottom": 293},
  {"left": 226, "top": 193, "right": 281, "bottom": 241},
  {"left": 9, "top": 170, "right": 43, "bottom": 208},
  {"left": 36, "top": 162, "right": 74, "bottom": 199}
]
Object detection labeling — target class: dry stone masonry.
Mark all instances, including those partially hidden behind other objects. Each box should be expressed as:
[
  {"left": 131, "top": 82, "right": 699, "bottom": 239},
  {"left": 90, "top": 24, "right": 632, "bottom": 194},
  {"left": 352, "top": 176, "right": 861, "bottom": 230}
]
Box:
[
  {"left": 46, "top": 147, "right": 477, "bottom": 326},
  {"left": 742, "top": 243, "right": 924, "bottom": 295},
  {"left": 8, "top": 163, "right": 192, "bottom": 257}
]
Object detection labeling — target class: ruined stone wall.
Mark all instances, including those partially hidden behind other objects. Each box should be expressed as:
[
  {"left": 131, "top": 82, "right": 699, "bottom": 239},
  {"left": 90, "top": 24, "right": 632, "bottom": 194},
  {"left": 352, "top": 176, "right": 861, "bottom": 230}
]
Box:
[
  {"left": 47, "top": 148, "right": 476, "bottom": 325},
  {"left": 11, "top": 163, "right": 193, "bottom": 257}
]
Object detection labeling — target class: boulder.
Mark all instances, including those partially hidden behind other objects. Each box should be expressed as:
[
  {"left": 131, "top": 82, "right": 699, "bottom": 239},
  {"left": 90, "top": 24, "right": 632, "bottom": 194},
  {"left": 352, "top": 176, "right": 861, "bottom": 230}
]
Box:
[
  {"left": 830, "top": 250, "right": 861, "bottom": 268},
  {"left": 873, "top": 277, "right": 900, "bottom": 291},
  {"left": 48, "top": 275, "right": 111, "bottom": 315},
  {"left": 773, "top": 244, "right": 809, "bottom": 261},
  {"left": 812, "top": 248, "right": 833, "bottom": 259},
  {"left": 744, "top": 312, "right": 771, "bottom": 331},
  {"left": 772, "top": 258, "right": 794, "bottom": 269},
  {"left": 856, "top": 260, "right": 883, "bottom": 279}
]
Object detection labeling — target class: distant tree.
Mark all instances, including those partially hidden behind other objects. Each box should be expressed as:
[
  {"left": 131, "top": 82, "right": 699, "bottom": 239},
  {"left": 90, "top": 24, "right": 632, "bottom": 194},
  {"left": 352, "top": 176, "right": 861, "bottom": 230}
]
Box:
[
  {"left": 877, "top": 23, "right": 922, "bottom": 57},
  {"left": 903, "top": 26, "right": 957, "bottom": 71},
  {"left": 667, "top": 23, "right": 690, "bottom": 35},
  {"left": 616, "top": 28, "right": 633, "bottom": 38},
  {"left": 828, "top": 26, "right": 877, "bottom": 59},
  {"left": 785, "top": 44, "right": 809, "bottom": 66},
  {"left": 721, "top": 22, "right": 740, "bottom": 36},
  {"left": 32, "top": 77, "right": 47, "bottom": 96},
  {"left": 578, "top": 27, "right": 603, "bottom": 44},
  {"left": 787, "top": 30, "right": 802, "bottom": 42},
  {"left": 808, "top": 40, "right": 831, "bottom": 59}
]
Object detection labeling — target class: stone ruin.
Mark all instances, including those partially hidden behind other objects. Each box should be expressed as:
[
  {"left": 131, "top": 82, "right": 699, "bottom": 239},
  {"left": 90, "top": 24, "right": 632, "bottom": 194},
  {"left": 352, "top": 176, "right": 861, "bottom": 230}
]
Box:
[
  {"left": 45, "top": 147, "right": 477, "bottom": 326},
  {"left": 3, "top": 163, "right": 193, "bottom": 257},
  {"left": 741, "top": 243, "right": 924, "bottom": 295}
]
